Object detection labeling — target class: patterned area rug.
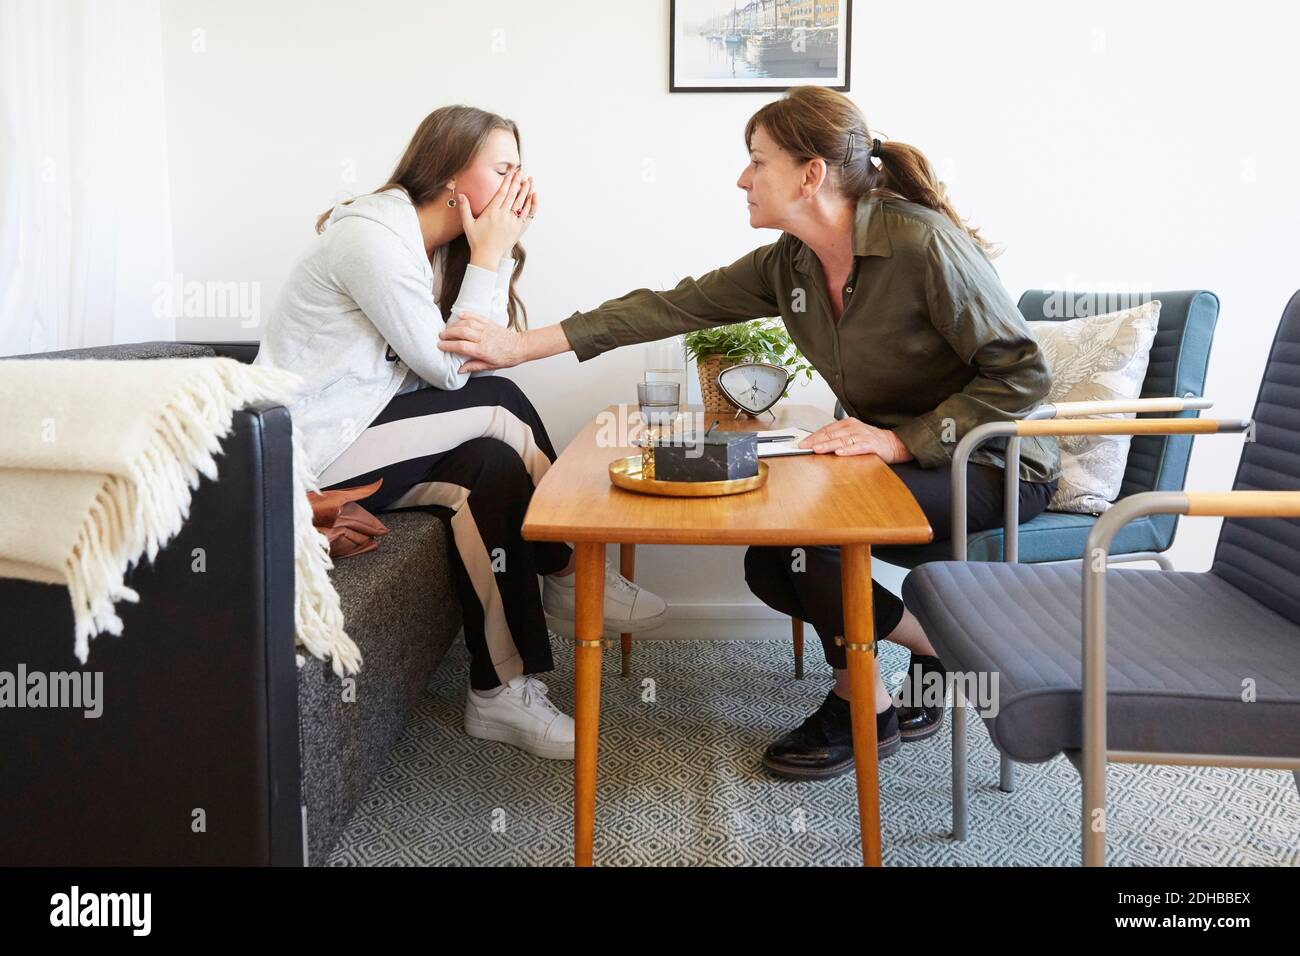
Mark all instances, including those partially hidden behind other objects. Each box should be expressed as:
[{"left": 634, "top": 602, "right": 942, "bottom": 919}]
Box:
[{"left": 327, "top": 637, "right": 1300, "bottom": 866}]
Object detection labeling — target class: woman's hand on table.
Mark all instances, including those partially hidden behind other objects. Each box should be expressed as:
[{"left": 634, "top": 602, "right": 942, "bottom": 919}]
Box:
[{"left": 798, "top": 417, "right": 914, "bottom": 462}]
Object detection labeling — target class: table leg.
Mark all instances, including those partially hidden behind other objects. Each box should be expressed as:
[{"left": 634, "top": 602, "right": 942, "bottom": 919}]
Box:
[
  {"left": 619, "top": 542, "right": 635, "bottom": 678},
  {"left": 573, "top": 541, "right": 605, "bottom": 867},
  {"left": 791, "top": 617, "right": 805, "bottom": 679},
  {"left": 841, "top": 543, "right": 882, "bottom": 867}
]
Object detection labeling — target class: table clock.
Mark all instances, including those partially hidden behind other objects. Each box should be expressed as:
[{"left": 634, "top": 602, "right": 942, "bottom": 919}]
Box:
[{"left": 716, "top": 361, "right": 792, "bottom": 419}]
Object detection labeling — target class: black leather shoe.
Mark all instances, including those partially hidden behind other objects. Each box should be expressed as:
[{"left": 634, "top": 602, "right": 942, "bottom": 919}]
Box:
[
  {"left": 762, "top": 690, "right": 901, "bottom": 779},
  {"left": 897, "top": 653, "right": 946, "bottom": 742}
]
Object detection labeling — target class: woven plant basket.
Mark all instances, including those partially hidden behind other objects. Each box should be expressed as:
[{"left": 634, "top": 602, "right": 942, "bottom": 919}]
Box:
[{"left": 697, "top": 355, "right": 755, "bottom": 417}]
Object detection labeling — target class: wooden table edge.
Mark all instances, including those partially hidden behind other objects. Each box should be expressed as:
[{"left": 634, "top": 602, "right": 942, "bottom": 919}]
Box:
[{"left": 522, "top": 526, "right": 934, "bottom": 546}]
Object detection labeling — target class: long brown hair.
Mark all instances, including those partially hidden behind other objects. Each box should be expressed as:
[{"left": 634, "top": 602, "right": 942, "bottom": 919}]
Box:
[
  {"left": 744, "top": 86, "right": 998, "bottom": 257},
  {"left": 316, "top": 105, "right": 528, "bottom": 330}
]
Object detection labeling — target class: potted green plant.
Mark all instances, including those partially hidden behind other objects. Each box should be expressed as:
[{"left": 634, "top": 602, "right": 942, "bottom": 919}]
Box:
[{"left": 684, "top": 318, "right": 814, "bottom": 416}]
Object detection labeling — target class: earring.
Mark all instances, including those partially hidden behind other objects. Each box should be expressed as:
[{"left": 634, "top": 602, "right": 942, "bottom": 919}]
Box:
[
  {"left": 446, "top": 196, "right": 457, "bottom": 208},
  {"left": 446, "top": 185, "right": 457, "bottom": 208}
]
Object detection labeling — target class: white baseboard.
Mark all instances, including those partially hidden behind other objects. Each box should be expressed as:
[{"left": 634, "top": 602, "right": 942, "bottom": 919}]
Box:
[
  {"left": 627, "top": 602, "right": 795, "bottom": 641},
  {"left": 455, "top": 603, "right": 798, "bottom": 647},
  {"left": 544, "top": 603, "right": 796, "bottom": 642}
]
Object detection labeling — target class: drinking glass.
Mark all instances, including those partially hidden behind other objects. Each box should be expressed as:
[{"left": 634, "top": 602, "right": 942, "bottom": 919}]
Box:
[{"left": 637, "top": 381, "right": 679, "bottom": 478}]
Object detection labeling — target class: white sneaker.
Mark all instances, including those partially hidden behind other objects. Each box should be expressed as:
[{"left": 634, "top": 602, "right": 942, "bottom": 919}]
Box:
[
  {"left": 542, "top": 560, "right": 668, "bottom": 636},
  {"left": 464, "top": 675, "right": 575, "bottom": 760}
]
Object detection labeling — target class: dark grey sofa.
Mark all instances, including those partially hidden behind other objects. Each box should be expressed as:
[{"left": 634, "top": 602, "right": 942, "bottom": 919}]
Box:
[{"left": 0, "top": 340, "right": 463, "bottom": 865}]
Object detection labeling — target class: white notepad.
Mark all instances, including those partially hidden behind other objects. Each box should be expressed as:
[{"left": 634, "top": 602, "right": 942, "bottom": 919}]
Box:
[{"left": 755, "top": 426, "right": 815, "bottom": 458}]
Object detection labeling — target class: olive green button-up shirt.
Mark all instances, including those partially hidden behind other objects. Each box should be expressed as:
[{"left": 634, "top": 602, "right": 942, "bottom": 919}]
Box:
[{"left": 559, "top": 195, "right": 1061, "bottom": 483}]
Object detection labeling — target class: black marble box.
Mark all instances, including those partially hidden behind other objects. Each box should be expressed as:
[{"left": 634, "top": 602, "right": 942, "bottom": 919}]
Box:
[{"left": 653, "top": 431, "right": 758, "bottom": 482}]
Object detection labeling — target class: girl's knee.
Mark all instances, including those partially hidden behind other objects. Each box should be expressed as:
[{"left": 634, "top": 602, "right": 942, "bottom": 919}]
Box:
[
  {"left": 474, "top": 374, "right": 531, "bottom": 411},
  {"left": 460, "top": 436, "right": 531, "bottom": 488}
]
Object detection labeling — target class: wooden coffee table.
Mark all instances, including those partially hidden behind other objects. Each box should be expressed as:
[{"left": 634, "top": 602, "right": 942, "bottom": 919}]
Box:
[{"left": 522, "top": 403, "right": 932, "bottom": 866}]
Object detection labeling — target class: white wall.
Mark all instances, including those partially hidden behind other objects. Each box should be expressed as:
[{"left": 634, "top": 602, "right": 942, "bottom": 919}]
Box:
[{"left": 158, "top": 0, "right": 1300, "bottom": 635}]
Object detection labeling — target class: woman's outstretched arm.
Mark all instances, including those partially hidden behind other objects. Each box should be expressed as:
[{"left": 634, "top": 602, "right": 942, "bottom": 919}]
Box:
[
  {"left": 438, "top": 318, "right": 572, "bottom": 373},
  {"left": 437, "top": 239, "right": 783, "bottom": 373}
]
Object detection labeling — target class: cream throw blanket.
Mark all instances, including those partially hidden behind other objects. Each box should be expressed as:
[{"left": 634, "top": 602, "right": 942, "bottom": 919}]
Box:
[{"left": 0, "top": 357, "right": 362, "bottom": 676}]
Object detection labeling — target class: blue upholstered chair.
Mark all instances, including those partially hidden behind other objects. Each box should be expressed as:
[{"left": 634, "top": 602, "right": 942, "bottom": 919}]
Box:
[
  {"left": 788, "top": 290, "right": 1220, "bottom": 794},
  {"left": 790, "top": 290, "right": 1219, "bottom": 666},
  {"left": 872, "top": 288, "right": 1220, "bottom": 569}
]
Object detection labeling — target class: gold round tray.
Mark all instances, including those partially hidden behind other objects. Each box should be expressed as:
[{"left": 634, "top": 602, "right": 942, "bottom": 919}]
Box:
[{"left": 608, "top": 455, "right": 768, "bottom": 497}]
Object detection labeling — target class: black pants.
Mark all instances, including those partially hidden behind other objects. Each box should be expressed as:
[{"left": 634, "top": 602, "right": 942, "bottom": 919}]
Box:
[
  {"left": 742, "top": 462, "right": 1058, "bottom": 669},
  {"left": 318, "top": 376, "right": 573, "bottom": 690}
]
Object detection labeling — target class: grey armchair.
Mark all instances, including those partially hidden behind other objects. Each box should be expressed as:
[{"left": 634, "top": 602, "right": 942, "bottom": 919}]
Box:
[{"left": 901, "top": 289, "right": 1300, "bottom": 864}]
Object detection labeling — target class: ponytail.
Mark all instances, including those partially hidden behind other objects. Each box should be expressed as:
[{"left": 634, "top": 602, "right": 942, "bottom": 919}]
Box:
[{"left": 873, "top": 139, "right": 999, "bottom": 257}]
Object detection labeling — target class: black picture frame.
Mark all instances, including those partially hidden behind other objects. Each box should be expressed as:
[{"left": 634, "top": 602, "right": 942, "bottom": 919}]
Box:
[{"left": 669, "top": 0, "right": 853, "bottom": 93}]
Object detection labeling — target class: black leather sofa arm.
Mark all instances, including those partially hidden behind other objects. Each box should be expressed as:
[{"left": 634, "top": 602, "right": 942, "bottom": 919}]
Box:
[{"left": 0, "top": 394, "right": 304, "bottom": 865}]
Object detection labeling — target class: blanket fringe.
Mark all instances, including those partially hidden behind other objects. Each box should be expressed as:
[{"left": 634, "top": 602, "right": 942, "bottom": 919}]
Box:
[{"left": 61, "top": 359, "right": 362, "bottom": 675}]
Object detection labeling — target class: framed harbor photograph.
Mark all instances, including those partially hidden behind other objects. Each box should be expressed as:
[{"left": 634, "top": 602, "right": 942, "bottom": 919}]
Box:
[{"left": 670, "top": 0, "right": 852, "bottom": 92}]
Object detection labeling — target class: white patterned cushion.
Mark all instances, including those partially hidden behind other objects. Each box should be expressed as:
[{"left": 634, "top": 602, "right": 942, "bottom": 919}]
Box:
[{"left": 1028, "top": 300, "right": 1161, "bottom": 514}]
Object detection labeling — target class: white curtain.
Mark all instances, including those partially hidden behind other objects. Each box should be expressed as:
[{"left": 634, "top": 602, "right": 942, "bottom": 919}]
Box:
[{"left": 0, "top": 0, "right": 174, "bottom": 356}]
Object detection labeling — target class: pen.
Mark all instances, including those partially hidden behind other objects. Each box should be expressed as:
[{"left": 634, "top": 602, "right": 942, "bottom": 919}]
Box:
[{"left": 757, "top": 434, "right": 798, "bottom": 443}]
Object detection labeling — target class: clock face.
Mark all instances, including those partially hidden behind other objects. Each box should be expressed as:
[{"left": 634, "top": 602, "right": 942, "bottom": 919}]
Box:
[{"left": 716, "top": 362, "right": 792, "bottom": 413}]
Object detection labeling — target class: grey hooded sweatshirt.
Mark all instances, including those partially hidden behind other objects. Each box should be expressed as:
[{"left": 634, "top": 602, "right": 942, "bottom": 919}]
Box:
[{"left": 254, "top": 186, "right": 514, "bottom": 479}]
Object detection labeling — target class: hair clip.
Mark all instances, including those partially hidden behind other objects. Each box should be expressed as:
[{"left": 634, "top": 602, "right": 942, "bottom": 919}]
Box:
[{"left": 844, "top": 132, "right": 882, "bottom": 166}]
